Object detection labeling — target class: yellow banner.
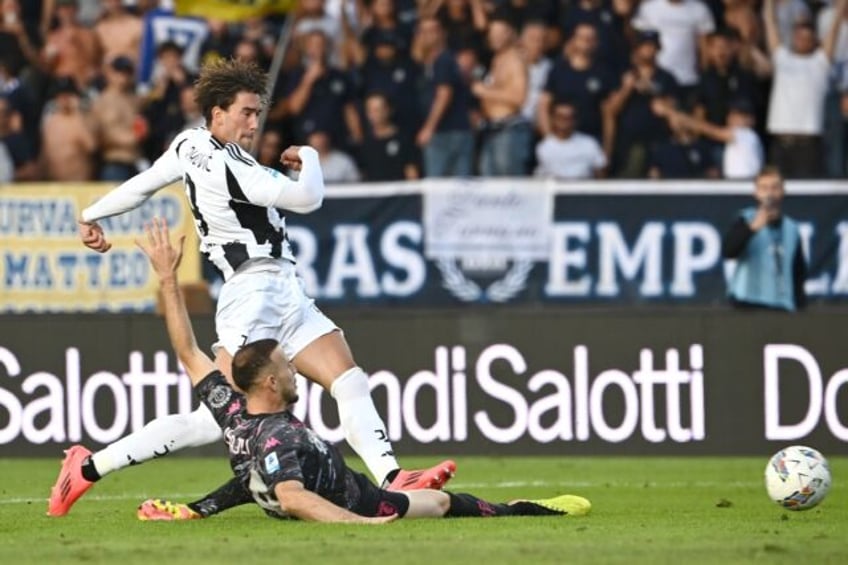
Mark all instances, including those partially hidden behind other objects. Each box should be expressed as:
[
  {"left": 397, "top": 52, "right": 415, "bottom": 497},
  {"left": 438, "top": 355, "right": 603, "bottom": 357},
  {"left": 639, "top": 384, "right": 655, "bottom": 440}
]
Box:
[
  {"left": 175, "top": 0, "right": 296, "bottom": 21},
  {"left": 0, "top": 183, "right": 201, "bottom": 313}
]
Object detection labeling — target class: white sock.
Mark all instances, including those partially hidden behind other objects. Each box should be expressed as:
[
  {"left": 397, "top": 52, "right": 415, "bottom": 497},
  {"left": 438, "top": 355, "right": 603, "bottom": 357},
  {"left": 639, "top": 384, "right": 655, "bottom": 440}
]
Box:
[
  {"left": 330, "top": 367, "right": 399, "bottom": 484},
  {"left": 91, "top": 404, "right": 222, "bottom": 476}
]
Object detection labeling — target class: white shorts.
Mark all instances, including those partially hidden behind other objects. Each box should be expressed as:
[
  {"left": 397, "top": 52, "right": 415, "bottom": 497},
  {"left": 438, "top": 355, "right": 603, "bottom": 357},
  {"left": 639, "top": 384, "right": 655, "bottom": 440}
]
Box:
[{"left": 213, "top": 259, "right": 338, "bottom": 359}]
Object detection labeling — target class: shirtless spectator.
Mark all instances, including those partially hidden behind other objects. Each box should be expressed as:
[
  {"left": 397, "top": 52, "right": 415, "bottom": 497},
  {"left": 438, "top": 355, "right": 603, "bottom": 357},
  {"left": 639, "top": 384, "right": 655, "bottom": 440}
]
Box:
[
  {"left": 472, "top": 15, "right": 529, "bottom": 176},
  {"left": 90, "top": 56, "right": 144, "bottom": 181},
  {"left": 40, "top": 77, "right": 96, "bottom": 181},
  {"left": 43, "top": 0, "right": 101, "bottom": 90},
  {"left": 94, "top": 0, "right": 143, "bottom": 69}
]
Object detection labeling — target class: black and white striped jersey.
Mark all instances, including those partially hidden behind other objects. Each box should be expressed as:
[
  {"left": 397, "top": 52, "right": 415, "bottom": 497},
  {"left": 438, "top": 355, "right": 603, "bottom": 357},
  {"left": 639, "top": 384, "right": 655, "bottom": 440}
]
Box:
[{"left": 82, "top": 127, "right": 325, "bottom": 280}]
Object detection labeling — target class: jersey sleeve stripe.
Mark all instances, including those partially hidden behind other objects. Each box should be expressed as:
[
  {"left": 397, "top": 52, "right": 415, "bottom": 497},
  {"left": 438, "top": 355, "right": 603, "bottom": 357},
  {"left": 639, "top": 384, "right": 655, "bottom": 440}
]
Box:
[
  {"left": 175, "top": 138, "right": 188, "bottom": 156},
  {"left": 225, "top": 144, "right": 255, "bottom": 166}
]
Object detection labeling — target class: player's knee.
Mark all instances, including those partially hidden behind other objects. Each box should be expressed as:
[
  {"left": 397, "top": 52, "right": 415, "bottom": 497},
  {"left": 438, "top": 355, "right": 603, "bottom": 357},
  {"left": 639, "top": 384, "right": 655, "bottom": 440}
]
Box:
[
  {"left": 404, "top": 490, "right": 450, "bottom": 518},
  {"left": 329, "top": 367, "right": 370, "bottom": 400}
]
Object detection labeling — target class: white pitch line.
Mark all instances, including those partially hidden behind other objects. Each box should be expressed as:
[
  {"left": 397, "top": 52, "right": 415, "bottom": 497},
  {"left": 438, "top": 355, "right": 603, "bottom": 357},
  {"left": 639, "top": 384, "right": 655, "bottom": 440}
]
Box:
[
  {"left": 0, "top": 492, "right": 205, "bottom": 506},
  {"left": 0, "top": 480, "right": 761, "bottom": 505}
]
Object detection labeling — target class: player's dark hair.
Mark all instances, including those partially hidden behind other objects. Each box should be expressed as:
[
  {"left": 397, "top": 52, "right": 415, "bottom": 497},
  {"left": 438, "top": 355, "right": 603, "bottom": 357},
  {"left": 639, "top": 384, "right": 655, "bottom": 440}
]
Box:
[
  {"left": 195, "top": 58, "right": 267, "bottom": 123},
  {"left": 232, "top": 339, "right": 279, "bottom": 392}
]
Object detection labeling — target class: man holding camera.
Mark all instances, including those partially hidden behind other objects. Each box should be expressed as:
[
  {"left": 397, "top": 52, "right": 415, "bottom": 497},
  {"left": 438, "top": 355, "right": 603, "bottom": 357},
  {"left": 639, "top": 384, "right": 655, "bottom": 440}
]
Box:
[{"left": 721, "top": 166, "right": 807, "bottom": 311}]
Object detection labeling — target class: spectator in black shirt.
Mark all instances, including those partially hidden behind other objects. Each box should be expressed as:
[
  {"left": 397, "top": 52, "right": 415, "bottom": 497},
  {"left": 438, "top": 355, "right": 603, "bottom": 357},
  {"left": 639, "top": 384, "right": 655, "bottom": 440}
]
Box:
[
  {"left": 358, "top": 0, "right": 415, "bottom": 57},
  {"left": 605, "top": 30, "right": 678, "bottom": 177},
  {"left": 537, "top": 22, "right": 617, "bottom": 143},
  {"left": 199, "top": 19, "right": 238, "bottom": 66},
  {"left": 559, "top": 0, "right": 632, "bottom": 75},
  {"left": 414, "top": 16, "right": 474, "bottom": 177},
  {"left": 696, "top": 29, "right": 760, "bottom": 130},
  {"left": 422, "top": 0, "right": 488, "bottom": 56},
  {"left": 0, "top": 0, "right": 40, "bottom": 78},
  {"left": 282, "top": 29, "right": 363, "bottom": 147},
  {"left": 491, "top": 0, "right": 558, "bottom": 31},
  {"left": 355, "top": 29, "right": 421, "bottom": 139},
  {"left": 143, "top": 41, "right": 195, "bottom": 158},
  {"left": 647, "top": 107, "right": 719, "bottom": 179},
  {"left": 0, "top": 94, "right": 36, "bottom": 180},
  {"left": 0, "top": 56, "right": 38, "bottom": 154},
  {"left": 361, "top": 92, "right": 420, "bottom": 181}
]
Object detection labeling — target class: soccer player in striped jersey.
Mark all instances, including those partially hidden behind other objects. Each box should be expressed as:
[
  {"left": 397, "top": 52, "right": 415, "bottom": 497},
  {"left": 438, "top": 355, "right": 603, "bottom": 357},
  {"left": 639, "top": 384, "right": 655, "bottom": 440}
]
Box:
[{"left": 48, "top": 59, "right": 455, "bottom": 518}]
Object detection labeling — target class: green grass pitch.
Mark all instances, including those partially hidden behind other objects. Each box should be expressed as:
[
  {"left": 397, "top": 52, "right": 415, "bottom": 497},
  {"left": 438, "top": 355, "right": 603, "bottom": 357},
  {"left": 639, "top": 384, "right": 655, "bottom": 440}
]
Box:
[{"left": 1, "top": 456, "right": 845, "bottom": 564}]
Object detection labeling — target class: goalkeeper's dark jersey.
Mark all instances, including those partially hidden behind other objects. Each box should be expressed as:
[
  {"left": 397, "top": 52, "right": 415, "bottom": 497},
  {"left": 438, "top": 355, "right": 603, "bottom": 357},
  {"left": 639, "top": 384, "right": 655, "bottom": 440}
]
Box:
[{"left": 195, "top": 370, "right": 353, "bottom": 518}]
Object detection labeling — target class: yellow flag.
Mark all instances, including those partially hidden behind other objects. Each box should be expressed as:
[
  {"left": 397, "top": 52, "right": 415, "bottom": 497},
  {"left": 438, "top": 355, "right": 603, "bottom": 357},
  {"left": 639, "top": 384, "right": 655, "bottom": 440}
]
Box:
[{"left": 175, "top": 0, "right": 297, "bottom": 21}]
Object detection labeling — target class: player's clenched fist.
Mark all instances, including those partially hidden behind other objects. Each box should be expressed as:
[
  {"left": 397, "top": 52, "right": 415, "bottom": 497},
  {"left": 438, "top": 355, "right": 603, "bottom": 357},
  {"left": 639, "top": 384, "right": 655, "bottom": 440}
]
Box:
[
  {"left": 78, "top": 220, "right": 112, "bottom": 253},
  {"left": 280, "top": 146, "right": 304, "bottom": 171}
]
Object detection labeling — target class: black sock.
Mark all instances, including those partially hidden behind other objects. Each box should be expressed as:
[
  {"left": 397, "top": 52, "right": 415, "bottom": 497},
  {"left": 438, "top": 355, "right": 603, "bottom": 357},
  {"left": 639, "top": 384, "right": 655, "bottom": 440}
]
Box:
[
  {"left": 445, "top": 492, "right": 516, "bottom": 518},
  {"left": 187, "top": 476, "right": 253, "bottom": 518},
  {"left": 80, "top": 456, "right": 101, "bottom": 482},
  {"left": 507, "top": 501, "right": 564, "bottom": 517}
]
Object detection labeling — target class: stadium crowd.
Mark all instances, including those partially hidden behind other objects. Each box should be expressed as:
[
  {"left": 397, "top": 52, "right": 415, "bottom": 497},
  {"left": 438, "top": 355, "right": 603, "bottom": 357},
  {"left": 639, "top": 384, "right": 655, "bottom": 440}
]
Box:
[{"left": 1, "top": 0, "right": 848, "bottom": 184}]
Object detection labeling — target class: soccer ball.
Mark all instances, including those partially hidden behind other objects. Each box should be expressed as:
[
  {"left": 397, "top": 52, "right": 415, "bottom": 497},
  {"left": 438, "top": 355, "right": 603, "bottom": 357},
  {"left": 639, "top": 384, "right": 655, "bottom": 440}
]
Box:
[{"left": 764, "top": 445, "right": 831, "bottom": 511}]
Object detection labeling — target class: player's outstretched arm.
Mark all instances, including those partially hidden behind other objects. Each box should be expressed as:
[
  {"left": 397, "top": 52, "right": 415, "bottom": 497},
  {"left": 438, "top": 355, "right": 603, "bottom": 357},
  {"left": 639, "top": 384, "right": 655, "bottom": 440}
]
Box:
[
  {"left": 136, "top": 217, "right": 216, "bottom": 385},
  {"left": 273, "top": 481, "right": 397, "bottom": 524},
  {"left": 79, "top": 142, "right": 182, "bottom": 253}
]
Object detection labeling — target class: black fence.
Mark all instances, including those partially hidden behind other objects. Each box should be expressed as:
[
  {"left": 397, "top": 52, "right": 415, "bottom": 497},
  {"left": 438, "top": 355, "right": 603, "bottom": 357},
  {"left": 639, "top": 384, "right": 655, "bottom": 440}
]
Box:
[{"left": 0, "top": 308, "right": 845, "bottom": 456}]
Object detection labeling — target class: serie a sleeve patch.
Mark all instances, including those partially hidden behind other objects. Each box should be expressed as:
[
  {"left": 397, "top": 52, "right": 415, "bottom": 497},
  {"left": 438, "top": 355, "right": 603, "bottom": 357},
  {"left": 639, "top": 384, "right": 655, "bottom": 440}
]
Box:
[{"left": 265, "top": 451, "right": 280, "bottom": 474}]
